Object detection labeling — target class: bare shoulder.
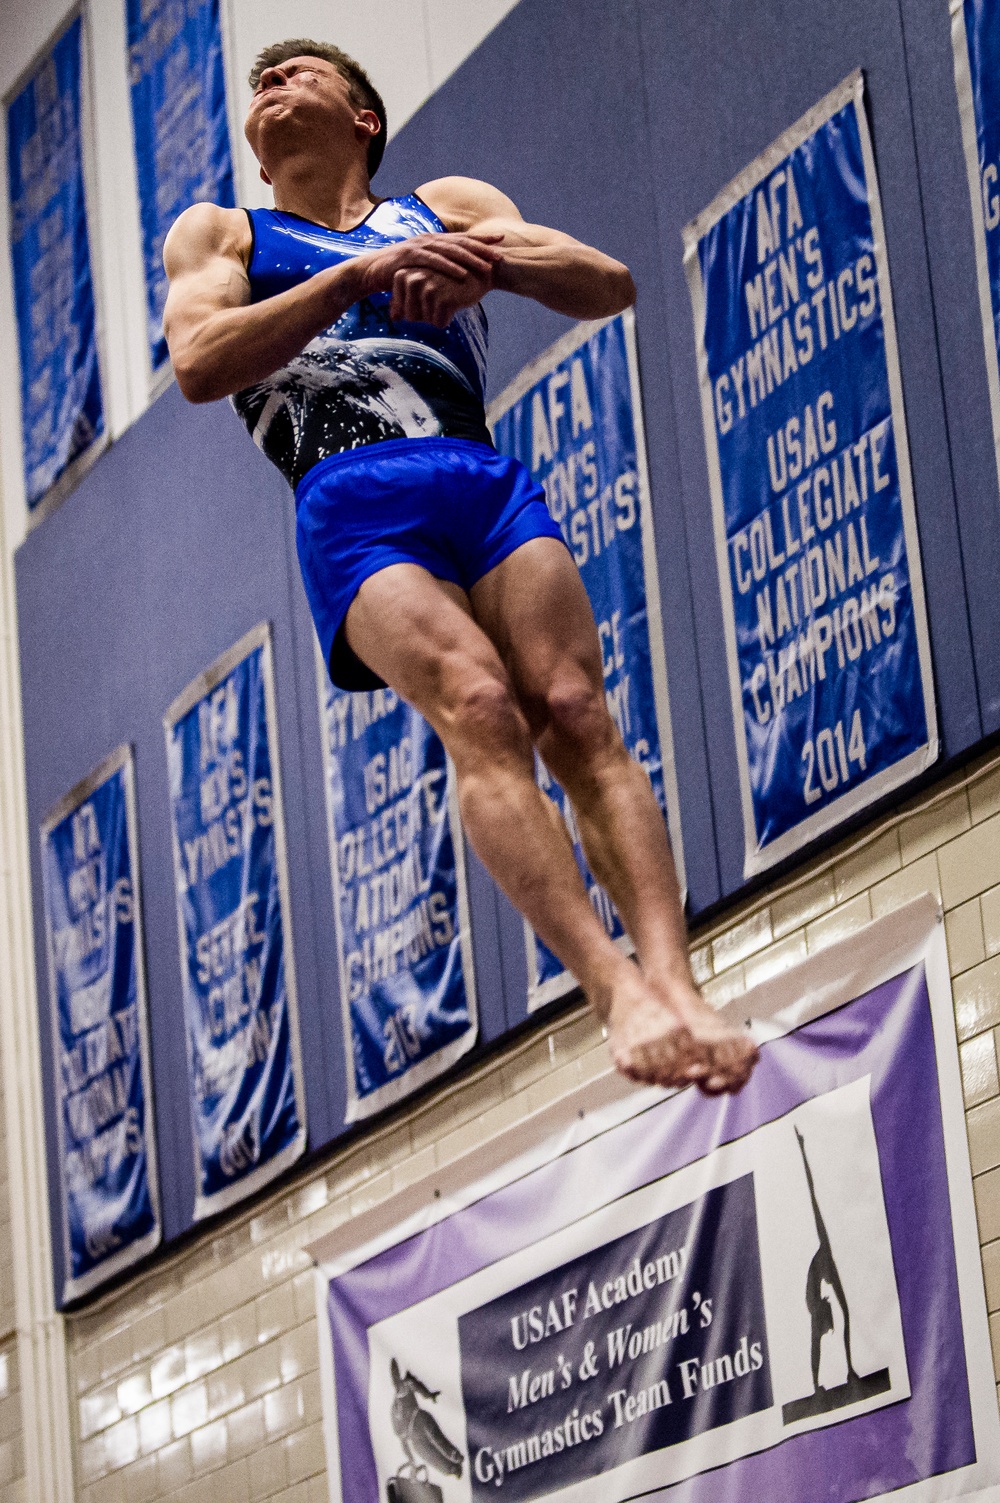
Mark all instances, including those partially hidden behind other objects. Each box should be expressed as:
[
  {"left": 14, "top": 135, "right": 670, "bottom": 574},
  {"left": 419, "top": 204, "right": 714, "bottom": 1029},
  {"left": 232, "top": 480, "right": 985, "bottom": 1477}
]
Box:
[
  {"left": 163, "top": 203, "right": 251, "bottom": 278},
  {"left": 417, "top": 176, "right": 523, "bottom": 232}
]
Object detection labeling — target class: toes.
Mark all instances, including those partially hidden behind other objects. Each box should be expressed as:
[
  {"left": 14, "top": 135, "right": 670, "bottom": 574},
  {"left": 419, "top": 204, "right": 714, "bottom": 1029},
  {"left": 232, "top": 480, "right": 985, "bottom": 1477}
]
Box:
[
  {"left": 609, "top": 1006, "right": 760, "bottom": 1096},
  {"left": 695, "top": 1035, "right": 759, "bottom": 1095},
  {"left": 614, "top": 1032, "right": 704, "bottom": 1091}
]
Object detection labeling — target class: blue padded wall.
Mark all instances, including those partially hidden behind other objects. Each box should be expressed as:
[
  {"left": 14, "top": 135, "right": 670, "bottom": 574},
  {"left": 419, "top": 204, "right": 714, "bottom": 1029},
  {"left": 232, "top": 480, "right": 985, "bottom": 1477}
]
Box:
[
  {"left": 383, "top": 0, "right": 988, "bottom": 908},
  {"left": 634, "top": 0, "right": 982, "bottom": 894},
  {"left": 897, "top": 0, "right": 1000, "bottom": 735},
  {"left": 379, "top": 0, "right": 724, "bottom": 948},
  {"left": 15, "top": 0, "right": 1000, "bottom": 1294},
  {"left": 15, "top": 381, "right": 510, "bottom": 1296}
]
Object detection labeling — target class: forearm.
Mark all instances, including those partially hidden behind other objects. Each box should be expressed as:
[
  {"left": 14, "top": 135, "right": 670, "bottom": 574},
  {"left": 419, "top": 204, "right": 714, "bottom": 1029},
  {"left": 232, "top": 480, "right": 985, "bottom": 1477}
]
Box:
[
  {"left": 493, "top": 242, "right": 635, "bottom": 319},
  {"left": 169, "top": 260, "right": 363, "bottom": 403}
]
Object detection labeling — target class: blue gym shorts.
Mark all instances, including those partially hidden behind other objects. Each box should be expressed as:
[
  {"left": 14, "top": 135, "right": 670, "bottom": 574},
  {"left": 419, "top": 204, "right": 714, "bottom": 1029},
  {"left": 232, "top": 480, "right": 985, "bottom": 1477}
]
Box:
[{"left": 294, "top": 436, "right": 567, "bottom": 691}]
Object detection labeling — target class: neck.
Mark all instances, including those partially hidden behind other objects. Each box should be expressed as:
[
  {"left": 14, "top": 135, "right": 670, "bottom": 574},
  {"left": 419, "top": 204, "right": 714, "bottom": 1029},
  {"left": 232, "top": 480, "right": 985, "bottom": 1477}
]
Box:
[{"left": 268, "top": 150, "right": 377, "bottom": 230}]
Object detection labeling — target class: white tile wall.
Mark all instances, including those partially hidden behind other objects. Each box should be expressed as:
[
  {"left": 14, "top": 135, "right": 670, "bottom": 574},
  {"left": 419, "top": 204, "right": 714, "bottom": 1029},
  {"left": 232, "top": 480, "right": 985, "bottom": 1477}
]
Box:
[
  {"left": 62, "top": 746, "right": 1000, "bottom": 1498},
  {"left": 0, "top": 1338, "right": 25, "bottom": 1503}
]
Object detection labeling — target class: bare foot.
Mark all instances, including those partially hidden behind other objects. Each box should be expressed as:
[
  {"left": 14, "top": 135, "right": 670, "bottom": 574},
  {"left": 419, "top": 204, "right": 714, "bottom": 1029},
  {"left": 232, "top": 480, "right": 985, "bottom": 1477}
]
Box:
[
  {"left": 604, "top": 969, "right": 713, "bottom": 1091},
  {"left": 649, "top": 976, "right": 759, "bottom": 1096}
]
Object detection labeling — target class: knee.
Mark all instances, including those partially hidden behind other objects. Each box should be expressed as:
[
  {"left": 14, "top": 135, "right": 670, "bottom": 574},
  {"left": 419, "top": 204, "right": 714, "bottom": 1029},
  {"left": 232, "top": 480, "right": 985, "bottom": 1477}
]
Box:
[
  {"left": 536, "top": 676, "right": 619, "bottom": 772},
  {"left": 446, "top": 672, "right": 529, "bottom": 756}
]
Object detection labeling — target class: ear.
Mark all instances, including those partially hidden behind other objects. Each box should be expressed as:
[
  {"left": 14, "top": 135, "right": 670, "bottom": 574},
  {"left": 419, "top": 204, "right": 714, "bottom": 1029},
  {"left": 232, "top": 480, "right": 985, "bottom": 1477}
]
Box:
[
  {"left": 259, "top": 164, "right": 272, "bottom": 185},
  {"left": 355, "top": 108, "right": 381, "bottom": 146}
]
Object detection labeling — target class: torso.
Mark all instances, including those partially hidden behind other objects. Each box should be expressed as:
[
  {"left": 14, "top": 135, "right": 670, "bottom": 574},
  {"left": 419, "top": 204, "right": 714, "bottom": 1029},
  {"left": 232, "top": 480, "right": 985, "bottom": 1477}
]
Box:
[{"left": 230, "top": 194, "right": 491, "bottom": 490}]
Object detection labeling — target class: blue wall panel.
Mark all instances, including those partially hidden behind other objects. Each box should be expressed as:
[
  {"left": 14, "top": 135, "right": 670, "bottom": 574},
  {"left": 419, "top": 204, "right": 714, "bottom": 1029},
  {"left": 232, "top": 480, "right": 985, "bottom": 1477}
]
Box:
[
  {"left": 15, "top": 0, "right": 1000, "bottom": 1294},
  {"left": 16, "top": 376, "right": 512, "bottom": 1294},
  {"left": 380, "top": 0, "right": 723, "bottom": 958},
  {"left": 635, "top": 0, "right": 981, "bottom": 894},
  {"left": 897, "top": 0, "right": 1000, "bottom": 734},
  {"left": 17, "top": 387, "right": 323, "bottom": 1281}
]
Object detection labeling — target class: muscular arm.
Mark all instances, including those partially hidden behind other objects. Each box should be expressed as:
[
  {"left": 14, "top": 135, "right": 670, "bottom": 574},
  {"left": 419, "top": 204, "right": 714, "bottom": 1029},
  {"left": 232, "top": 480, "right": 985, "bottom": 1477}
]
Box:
[
  {"left": 163, "top": 204, "right": 361, "bottom": 402},
  {"left": 418, "top": 177, "right": 636, "bottom": 319},
  {"left": 163, "top": 202, "right": 502, "bottom": 403}
]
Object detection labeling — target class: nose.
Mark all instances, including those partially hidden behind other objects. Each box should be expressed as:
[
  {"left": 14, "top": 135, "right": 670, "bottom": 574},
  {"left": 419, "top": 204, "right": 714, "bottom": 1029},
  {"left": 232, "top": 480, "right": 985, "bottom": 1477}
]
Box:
[{"left": 257, "top": 64, "right": 288, "bottom": 91}]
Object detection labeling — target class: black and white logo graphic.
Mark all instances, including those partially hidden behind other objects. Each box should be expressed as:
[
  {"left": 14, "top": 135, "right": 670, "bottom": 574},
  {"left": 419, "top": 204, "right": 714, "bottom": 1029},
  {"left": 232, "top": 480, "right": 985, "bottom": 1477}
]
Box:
[
  {"left": 387, "top": 1358, "right": 464, "bottom": 1503},
  {"left": 781, "top": 1128, "right": 891, "bottom": 1422}
]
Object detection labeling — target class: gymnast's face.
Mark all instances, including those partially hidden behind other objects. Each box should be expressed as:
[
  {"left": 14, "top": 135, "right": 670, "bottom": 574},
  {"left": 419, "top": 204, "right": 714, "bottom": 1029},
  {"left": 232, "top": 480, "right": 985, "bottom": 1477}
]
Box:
[{"left": 244, "top": 57, "right": 378, "bottom": 176}]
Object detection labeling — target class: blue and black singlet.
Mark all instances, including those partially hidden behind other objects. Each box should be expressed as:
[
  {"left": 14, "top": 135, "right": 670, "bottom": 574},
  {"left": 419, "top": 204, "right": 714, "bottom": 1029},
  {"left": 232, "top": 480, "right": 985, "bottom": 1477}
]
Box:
[{"left": 230, "top": 195, "right": 492, "bottom": 490}]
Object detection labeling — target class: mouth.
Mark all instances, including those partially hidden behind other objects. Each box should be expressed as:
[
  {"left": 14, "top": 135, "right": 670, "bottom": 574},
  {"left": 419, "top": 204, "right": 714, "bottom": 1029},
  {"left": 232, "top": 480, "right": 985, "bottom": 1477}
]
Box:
[{"left": 253, "top": 93, "right": 293, "bottom": 118}]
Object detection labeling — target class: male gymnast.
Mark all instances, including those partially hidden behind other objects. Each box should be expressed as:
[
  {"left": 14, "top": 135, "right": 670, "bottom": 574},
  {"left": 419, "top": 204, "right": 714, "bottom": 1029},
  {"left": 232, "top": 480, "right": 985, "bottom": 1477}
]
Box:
[{"left": 162, "top": 39, "right": 758, "bottom": 1095}]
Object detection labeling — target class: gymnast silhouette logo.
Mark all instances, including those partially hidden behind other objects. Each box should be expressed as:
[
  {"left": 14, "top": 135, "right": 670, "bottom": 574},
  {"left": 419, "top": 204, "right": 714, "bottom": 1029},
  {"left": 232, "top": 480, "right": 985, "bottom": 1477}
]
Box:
[
  {"left": 782, "top": 1127, "right": 891, "bottom": 1423},
  {"left": 386, "top": 1357, "right": 464, "bottom": 1503}
]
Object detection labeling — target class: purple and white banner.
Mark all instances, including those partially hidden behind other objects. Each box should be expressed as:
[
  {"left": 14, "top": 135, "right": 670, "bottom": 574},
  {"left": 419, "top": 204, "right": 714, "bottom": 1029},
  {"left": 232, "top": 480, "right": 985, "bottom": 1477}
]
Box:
[{"left": 311, "top": 895, "right": 1000, "bottom": 1503}]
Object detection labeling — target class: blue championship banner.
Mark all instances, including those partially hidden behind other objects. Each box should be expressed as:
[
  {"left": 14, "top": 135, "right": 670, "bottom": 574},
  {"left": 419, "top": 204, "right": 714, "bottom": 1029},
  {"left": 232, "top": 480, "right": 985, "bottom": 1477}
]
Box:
[
  {"left": 489, "top": 311, "right": 685, "bottom": 1009},
  {"left": 313, "top": 896, "right": 1000, "bottom": 1503},
  {"left": 317, "top": 648, "right": 478, "bottom": 1122},
  {"left": 6, "top": 15, "right": 104, "bottom": 510},
  {"left": 165, "top": 623, "right": 305, "bottom": 1218},
  {"left": 683, "top": 72, "right": 938, "bottom": 876},
  {"left": 40, "top": 745, "right": 160, "bottom": 1301},
  {"left": 953, "top": 0, "right": 1000, "bottom": 485},
  {"left": 127, "top": 0, "right": 235, "bottom": 372}
]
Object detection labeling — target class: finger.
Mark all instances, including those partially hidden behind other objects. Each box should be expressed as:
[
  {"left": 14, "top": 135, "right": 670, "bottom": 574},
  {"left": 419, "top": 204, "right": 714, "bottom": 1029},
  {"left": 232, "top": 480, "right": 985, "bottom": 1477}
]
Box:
[
  {"left": 411, "top": 275, "right": 437, "bottom": 325},
  {"left": 428, "top": 236, "right": 502, "bottom": 268},
  {"left": 396, "top": 249, "right": 465, "bottom": 282},
  {"left": 391, "top": 265, "right": 486, "bottom": 323},
  {"left": 429, "top": 292, "right": 460, "bottom": 327},
  {"left": 398, "top": 277, "right": 424, "bottom": 323},
  {"left": 449, "top": 239, "right": 503, "bottom": 266},
  {"left": 415, "top": 280, "right": 437, "bottom": 325},
  {"left": 388, "top": 242, "right": 497, "bottom": 290},
  {"left": 415, "top": 243, "right": 492, "bottom": 276},
  {"left": 391, "top": 268, "right": 419, "bottom": 319},
  {"left": 377, "top": 248, "right": 463, "bottom": 296}
]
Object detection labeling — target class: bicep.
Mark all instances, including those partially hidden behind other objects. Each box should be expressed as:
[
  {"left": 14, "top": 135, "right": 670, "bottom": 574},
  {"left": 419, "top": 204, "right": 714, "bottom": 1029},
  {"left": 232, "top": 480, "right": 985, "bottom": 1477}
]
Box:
[
  {"left": 162, "top": 209, "right": 250, "bottom": 340},
  {"left": 162, "top": 253, "right": 250, "bottom": 343}
]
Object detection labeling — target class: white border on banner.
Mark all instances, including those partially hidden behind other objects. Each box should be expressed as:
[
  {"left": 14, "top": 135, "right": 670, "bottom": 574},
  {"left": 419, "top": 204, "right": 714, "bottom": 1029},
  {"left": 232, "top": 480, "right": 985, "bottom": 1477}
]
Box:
[
  {"left": 951, "top": 0, "right": 1000, "bottom": 491},
  {"left": 487, "top": 310, "right": 687, "bottom": 1011},
  {"left": 682, "top": 70, "right": 939, "bottom": 877},
  {"left": 40, "top": 742, "right": 163, "bottom": 1301},
  {"left": 312, "top": 638, "right": 479, "bottom": 1123},
  {"left": 163, "top": 621, "right": 307, "bottom": 1220},
  {"left": 4, "top": 6, "right": 112, "bottom": 531},
  {"left": 309, "top": 893, "right": 1000, "bottom": 1503}
]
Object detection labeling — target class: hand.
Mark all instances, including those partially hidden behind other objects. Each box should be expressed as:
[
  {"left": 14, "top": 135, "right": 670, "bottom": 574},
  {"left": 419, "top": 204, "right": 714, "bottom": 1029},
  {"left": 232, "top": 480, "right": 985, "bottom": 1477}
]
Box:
[{"left": 352, "top": 232, "right": 502, "bottom": 326}]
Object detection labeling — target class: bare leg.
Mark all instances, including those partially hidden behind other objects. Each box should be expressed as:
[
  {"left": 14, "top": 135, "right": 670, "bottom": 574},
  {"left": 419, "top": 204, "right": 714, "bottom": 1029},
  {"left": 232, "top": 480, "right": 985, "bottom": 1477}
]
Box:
[
  {"left": 471, "top": 539, "right": 758, "bottom": 1094},
  {"left": 345, "top": 563, "right": 707, "bottom": 1089}
]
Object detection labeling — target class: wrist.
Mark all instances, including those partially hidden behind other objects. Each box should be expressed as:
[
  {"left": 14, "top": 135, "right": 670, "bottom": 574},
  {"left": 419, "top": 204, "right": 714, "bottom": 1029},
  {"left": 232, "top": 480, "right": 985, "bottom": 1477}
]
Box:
[
  {"left": 492, "top": 258, "right": 520, "bottom": 295},
  {"left": 324, "top": 258, "right": 365, "bottom": 315}
]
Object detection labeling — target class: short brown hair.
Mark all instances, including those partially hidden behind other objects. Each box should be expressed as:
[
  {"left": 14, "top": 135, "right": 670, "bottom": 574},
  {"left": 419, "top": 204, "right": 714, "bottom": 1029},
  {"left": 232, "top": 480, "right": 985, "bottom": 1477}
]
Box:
[{"left": 248, "top": 40, "right": 387, "bottom": 175}]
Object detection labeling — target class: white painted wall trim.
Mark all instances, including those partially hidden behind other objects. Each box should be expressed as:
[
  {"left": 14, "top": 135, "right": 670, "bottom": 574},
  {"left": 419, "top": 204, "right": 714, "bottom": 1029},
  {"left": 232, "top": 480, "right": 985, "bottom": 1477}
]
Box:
[{"left": 0, "top": 462, "right": 74, "bottom": 1503}]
